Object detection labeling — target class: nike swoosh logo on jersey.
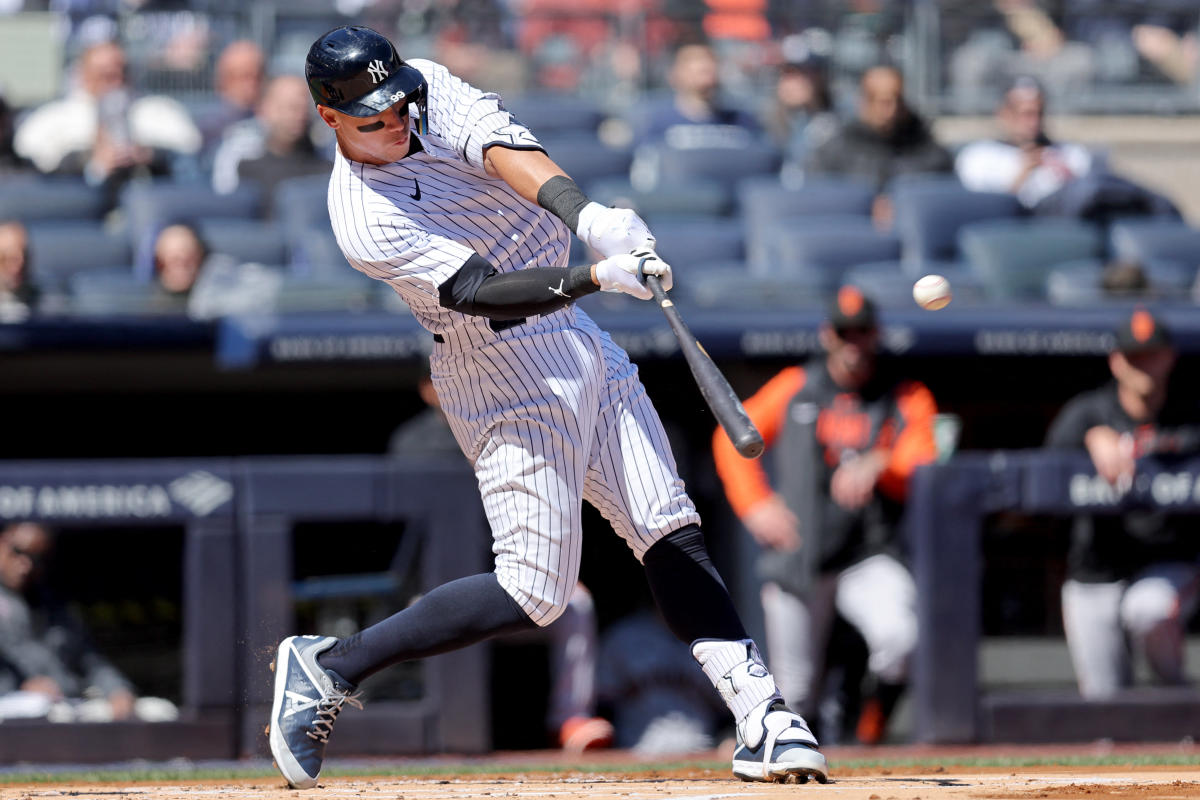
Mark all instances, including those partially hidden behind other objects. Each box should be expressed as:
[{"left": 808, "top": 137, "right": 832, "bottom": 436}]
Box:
[{"left": 408, "top": 179, "right": 421, "bottom": 201}]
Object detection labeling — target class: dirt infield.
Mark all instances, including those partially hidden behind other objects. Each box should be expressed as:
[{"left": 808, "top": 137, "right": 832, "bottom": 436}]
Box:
[{"left": 2, "top": 745, "right": 1199, "bottom": 800}]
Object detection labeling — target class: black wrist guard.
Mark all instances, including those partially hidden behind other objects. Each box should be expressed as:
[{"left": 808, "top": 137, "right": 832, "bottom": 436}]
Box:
[{"left": 536, "top": 175, "right": 591, "bottom": 233}]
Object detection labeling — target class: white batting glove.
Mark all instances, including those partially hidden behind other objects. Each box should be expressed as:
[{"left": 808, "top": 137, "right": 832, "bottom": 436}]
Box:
[
  {"left": 577, "top": 203, "right": 656, "bottom": 258},
  {"left": 593, "top": 249, "right": 673, "bottom": 300}
]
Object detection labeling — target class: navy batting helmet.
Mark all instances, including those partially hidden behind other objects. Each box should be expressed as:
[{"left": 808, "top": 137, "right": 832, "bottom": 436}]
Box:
[{"left": 305, "top": 26, "right": 428, "bottom": 134}]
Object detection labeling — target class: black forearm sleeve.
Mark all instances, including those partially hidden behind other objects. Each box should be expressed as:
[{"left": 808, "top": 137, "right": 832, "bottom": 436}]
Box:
[
  {"left": 438, "top": 253, "right": 598, "bottom": 320},
  {"left": 536, "top": 175, "right": 591, "bottom": 233}
]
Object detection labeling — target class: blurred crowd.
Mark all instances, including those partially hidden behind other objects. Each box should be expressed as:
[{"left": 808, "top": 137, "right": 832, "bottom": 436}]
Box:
[{"left": 0, "top": 1, "right": 1199, "bottom": 320}]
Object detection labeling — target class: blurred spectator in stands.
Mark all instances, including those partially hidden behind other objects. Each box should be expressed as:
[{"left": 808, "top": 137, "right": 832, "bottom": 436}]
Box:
[
  {"left": 713, "top": 287, "right": 937, "bottom": 745},
  {"left": 956, "top": 76, "right": 1177, "bottom": 221},
  {"left": 956, "top": 76, "right": 1091, "bottom": 210},
  {"left": 150, "top": 221, "right": 281, "bottom": 320},
  {"left": 595, "top": 608, "right": 728, "bottom": 754},
  {"left": 762, "top": 36, "right": 837, "bottom": 173},
  {"left": 211, "top": 74, "right": 331, "bottom": 203},
  {"left": 1045, "top": 309, "right": 1200, "bottom": 700},
  {"left": 195, "top": 40, "right": 266, "bottom": 154},
  {"left": 12, "top": 40, "right": 201, "bottom": 200},
  {"left": 0, "top": 91, "right": 34, "bottom": 177},
  {"left": 804, "top": 65, "right": 952, "bottom": 227},
  {"left": 0, "top": 521, "right": 178, "bottom": 723},
  {"left": 388, "top": 371, "right": 613, "bottom": 752},
  {"left": 0, "top": 220, "right": 38, "bottom": 323},
  {"left": 633, "top": 37, "right": 763, "bottom": 150}
]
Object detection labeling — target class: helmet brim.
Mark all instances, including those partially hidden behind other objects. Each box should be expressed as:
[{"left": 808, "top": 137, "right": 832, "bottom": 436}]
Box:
[{"left": 326, "top": 64, "right": 427, "bottom": 117}]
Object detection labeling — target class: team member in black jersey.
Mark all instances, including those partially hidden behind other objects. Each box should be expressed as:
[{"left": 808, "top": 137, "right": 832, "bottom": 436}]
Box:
[{"left": 1045, "top": 308, "right": 1200, "bottom": 699}]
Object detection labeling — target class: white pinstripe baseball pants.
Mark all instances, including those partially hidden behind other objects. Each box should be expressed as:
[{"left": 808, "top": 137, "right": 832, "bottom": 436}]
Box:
[{"left": 431, "top": 313, "right": 701, "bottom": 627}]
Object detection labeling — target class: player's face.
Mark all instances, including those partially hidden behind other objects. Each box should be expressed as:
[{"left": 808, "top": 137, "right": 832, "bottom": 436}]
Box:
[
  {"left": 1111, "top": 347, "right": 1175, "bottom": 398},
  {"left": 319, "top": 102, "right": 412, "bottom": 166},
  {"left": 823, "top": 323, "right": 878, "bottom": 387}
]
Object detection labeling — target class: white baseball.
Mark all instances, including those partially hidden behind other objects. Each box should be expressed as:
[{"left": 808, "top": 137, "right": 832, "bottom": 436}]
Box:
[{"left": 913, "top": 274, "right": 952, "bottom": 310}]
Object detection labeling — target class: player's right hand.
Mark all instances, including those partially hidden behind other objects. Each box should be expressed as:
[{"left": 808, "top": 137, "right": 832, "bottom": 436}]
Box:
[
  {"left": 593, "top": 250, "right": 672, "bottom": 300},
  {"left": 742, "top": 494, "right": 800, "bottom": 551}
]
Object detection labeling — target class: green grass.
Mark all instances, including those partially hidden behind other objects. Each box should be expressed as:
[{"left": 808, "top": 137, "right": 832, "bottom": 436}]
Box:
[{"left": 2, "top": 752, "right": 1199, "bottom": 785}]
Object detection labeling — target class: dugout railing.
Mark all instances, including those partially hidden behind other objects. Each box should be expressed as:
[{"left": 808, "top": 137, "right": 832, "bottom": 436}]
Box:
[
  {"left": 0, "top": 457, "right": 490, "bottom": 763},
  {"left": 910, "top": 450, "right": 1200, "bottom": 745}
]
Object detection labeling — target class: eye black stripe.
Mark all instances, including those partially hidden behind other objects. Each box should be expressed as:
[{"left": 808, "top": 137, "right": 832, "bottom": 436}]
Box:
[{"left": 356, "top": 120, "right": 385, "bottom": 132}]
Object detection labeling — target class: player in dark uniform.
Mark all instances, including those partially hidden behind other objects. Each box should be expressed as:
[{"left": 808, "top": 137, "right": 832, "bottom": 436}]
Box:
[
  {"left": 714, "top": 287, "right": 938, "bottom": 745},
  {"left": 1045, "top": 308, "right": 1200, "bottom": 699}
]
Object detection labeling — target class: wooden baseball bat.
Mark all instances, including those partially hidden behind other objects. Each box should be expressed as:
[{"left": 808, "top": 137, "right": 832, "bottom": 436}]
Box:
[{"left": 643, "top": 274, "right": 764, "bottom": 459}]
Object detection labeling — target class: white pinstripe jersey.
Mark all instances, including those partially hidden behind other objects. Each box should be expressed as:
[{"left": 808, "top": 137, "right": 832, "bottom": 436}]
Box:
[{"left": 326, "top": 58, "right": 577, "bottom": 347}]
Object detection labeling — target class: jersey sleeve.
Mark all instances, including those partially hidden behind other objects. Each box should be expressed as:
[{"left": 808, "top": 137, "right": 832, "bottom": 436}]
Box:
[
  {"left": 1045, "top": 392, "right": 1101, "bottom": 448},
  {"left": 876, "top": 380, "right": 939, "bottom": 501},
  {"left": 411, "top": 58, "right": 543, "bottom": 171},
  {"left": 342, "top": 214, "right": 476, "bottom": 305},
  {"left": 712, "top": 366, "right": 805, "bottom": 519}
]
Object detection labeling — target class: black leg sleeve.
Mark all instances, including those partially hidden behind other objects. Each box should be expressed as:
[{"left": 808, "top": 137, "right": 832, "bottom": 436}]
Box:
[
  {"left": 317, "top": 572, "right": 536, "bottom": 685},
  {"left": 642, "top": 524, "right": 748, "bottom": 644}
]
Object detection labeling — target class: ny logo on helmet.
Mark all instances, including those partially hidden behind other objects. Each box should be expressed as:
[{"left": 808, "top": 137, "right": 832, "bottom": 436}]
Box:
[{"left": 367, "top": 59, "right": 389, "bottom": 84}]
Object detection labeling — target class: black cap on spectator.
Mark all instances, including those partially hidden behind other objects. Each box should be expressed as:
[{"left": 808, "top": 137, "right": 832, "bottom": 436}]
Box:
[
  {"left": 828, "top": 286, "right": 878, "bottom": 331},
  {"left": 1114, "top": 307, "right": 1173, "bottom": 353}
]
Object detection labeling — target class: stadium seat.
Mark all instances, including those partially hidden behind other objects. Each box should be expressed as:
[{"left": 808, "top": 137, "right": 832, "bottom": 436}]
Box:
[
  {"left": 68, "top": 269, "right": 168, "bottom": 316},
  {"left": 748, "top": 215, "right": 879, "bottom": 275},
  {"left": 1044, "top": 258, "right": 1107, "bottom": 306},
  {"left": 958, "top": 218, "right": 1105, "bottom": 301},
  {"left": 27, "top": 222, "right": 133, "bottom": 292},
  {"left": 503, "top": 91, "right": 607, "bottom": 137},
  {"left": 273, "top": 174, "right": 331, "bottom": 230},
  {"left": 681, "top": 263, "right": 827, "bottom": 311},
  {"left": 892, "top": 179, "right": 1023, "bottom": 264},
  {"left": 738, "top": 177, "right": 876, "bottom": 271},
  {"left": 195, "top": 219, "right": 289, "bottom": 267},
  {"left": 273, "top": 274, "right": 376, "bottom": 313},
  {"left": 586, "top": 177, "right": 731, "bottom": 224},
  {"left": 1108, "top": 219, "right": 1200, "bottom": 266},
  {"left": 0, "top": 177, "right": 109, "bottom": 223},
  {"left": 642, "top": 142, "right": 783, "bottom": 192},
  {"left": 763, "top": 227, "right": 901, "bottom": 292},
  {"left": 294, "top": 229, "right": 349, "bottom": 277},
  {"left": 540, "top": 136, "right": 633, "bottom": 188},
  {"left": 846, "top": 260, "right": 987, "bottom": 307},
  {"left": 649, "top": 219, "right": 744, "bottom": 268}
]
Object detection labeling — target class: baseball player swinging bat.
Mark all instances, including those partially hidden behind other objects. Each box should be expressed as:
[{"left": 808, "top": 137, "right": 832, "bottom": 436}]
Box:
[{"left": 643, "top": 274, "right": 765, "bottom": 459}]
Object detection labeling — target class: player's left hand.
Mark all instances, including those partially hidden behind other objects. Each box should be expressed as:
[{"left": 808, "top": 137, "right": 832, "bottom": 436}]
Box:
[
  {"left": 593, "top": 250, "right": 672, "bottom": 299},
  {"left": 577, "top": 203, "right": 656, "bottom": 258}
]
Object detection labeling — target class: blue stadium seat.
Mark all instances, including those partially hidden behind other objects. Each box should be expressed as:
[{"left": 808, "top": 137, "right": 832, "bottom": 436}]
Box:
[
  {"left": 649, "top": 219, "right": 744, "bottom": 268},
  {"left": 1108, "top": 219, "right": 1200, "bottom": 266},
  {"left": 503, "top": 92, "right": 607, "bottom": 137},
  {"left": 586, "top": 177, "right": 731, "bottom": 224},
  {"left": 274, "top": 273, "right": 377, "bottom": 313},
  {"left": 748, "top": 216, "right": 879, "bottom": 275},
  {"left": 541, "top": 136, "right": 633, "bottom": 188},
  {"left": 0, "top": 177, "right": 109, "bottom": 223},
  {"left": 645, "top": 142, "right": 783, "bottom": 191},
  {"left": 763, "top": 227, "right": 901, "bottom": 292},
  {"left": 294, "top": 229, "right": 349, "bottom": 277},
  {"left": 27, "top": 222, "right": 133, "bottom": 292},
  {"left": 845, "top": 260, "right": 987, "bottom": 307},
  {"left": 892, "top": 179, "right": 1023, "bottom": 264},
  {"left": 195, "top": 219, "right": 289, "bottom": 267},
  {"left": 68, "top": 269, "right": 165, "bottom": 316},
  {"left": 680, "top": 263, "right": 827, "bottom": 311},
  {"left": 1045, "top": 258, "right": 1107, "bottom": 306},
  {"left": 273, "top": 174, "right": 331, "bottom": 229},
  {"left": 958, "top": 218, "right": 1105, "bottom": 301},
  {"left": 738, "top": 177, "right": 876, "bottom": 271}
]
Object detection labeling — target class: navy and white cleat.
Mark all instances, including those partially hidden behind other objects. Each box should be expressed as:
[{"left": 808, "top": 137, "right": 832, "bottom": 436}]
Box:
[
  {"left": 268, "top": 635, "right": 362, "bottom": 789},
  {"left": 731, "top": 700, "right": 828, "bottom": 783}
]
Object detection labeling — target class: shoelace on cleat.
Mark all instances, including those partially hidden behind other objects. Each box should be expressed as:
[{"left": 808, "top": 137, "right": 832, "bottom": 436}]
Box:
[{"left": 307, "top": 691, "right": 363, "bottom": 743}]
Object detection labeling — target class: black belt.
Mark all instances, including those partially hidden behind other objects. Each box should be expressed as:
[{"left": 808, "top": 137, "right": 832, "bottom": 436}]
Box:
[{"left": 433, "top": 317, "right": 525, "bottom": 344}]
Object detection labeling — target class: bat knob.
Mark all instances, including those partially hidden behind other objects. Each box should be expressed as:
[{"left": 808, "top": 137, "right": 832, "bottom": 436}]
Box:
[{"left": 735, "top": 432, "right": 765, "bottom": 460}]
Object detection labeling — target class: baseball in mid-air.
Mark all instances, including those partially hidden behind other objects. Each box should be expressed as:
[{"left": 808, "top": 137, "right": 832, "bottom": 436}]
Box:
[{"left": 913, "top": 274, "right": 952, "bottom": 310}]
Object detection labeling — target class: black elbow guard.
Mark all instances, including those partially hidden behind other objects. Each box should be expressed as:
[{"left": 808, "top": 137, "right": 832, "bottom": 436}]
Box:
[{"left": 438, "top": 253, "right": 498, "bottom": 316}]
